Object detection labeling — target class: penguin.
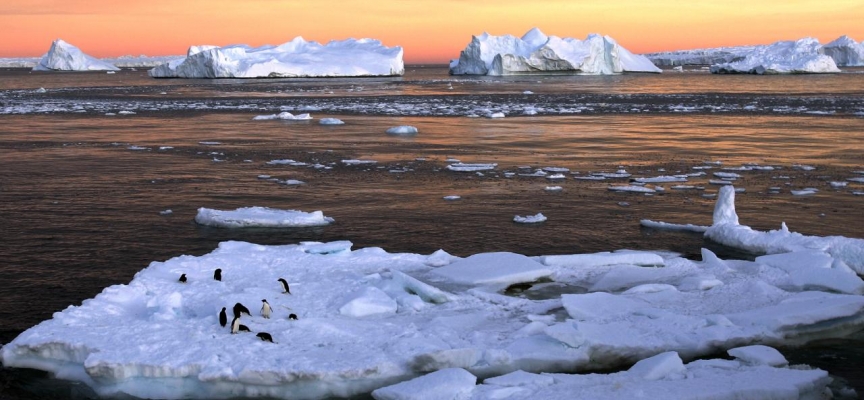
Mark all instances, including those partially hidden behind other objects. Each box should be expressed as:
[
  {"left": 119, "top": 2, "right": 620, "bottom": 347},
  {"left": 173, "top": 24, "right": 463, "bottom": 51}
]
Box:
[
  {"left": 256, "top": 332, "right": 274, "bottom": 343},
  {"left": 219, "top": 307, "right": 227, "bottom": 327},
  {"left": 233, "top": 302, "right": 251, "bottom": 319},
  {"left": 178, "top": 273, "right": 187, "bottom": 283},
  {"left": 261, "top": 299, "right": 272, "bottom": 319},
  {"left": 238, "top": 324, "right": 251, "bottom": 332},
  {"left": 214, "top": 268, "right": 222, "bottom": 281},
  {"left": 288, "top": 313, "right": 298, "bottom": 320},
  {"left": 278, "top": 278, "right": 291, "bottom": 294},
  {"left": 231, "top": 317, "right": 240, "bottom": 334}
]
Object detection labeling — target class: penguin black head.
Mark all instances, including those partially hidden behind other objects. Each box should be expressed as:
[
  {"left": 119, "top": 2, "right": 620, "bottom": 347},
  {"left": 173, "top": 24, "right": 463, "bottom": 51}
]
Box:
[
  {"left": 179, "top": 274, "right": 187, "bottom": 283},
  {"left": 214, "top": 269, "right": 222, "bottom": 281},
  {"left": 288, "top": 313, "right": 298, "bottom": 320},
  {"left": 256, "top": 332, "right": 274, "bottom": 343},
  {"left": 278, "top": 278, "right": 290, "bottom": 294},
  {"left": 233, "top": 302, "right": 251, "bottom": 319}
]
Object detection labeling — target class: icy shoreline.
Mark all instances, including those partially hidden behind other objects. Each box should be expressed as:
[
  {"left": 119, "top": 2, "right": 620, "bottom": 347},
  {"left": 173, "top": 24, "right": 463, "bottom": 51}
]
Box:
[{"left": 2, "top": 187, "right": 864, "bottom": 399}]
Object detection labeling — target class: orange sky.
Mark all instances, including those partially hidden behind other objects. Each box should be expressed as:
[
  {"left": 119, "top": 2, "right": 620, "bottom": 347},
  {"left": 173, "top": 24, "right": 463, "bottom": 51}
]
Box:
[{"left": 1, "top": 0, "right": 862, "bottom": 63}]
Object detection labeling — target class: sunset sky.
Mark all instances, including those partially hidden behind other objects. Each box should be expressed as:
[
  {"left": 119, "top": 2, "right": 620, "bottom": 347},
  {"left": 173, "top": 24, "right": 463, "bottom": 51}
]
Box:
[{"left": 1, "top": 0, "right": 862, "bottom": 63}]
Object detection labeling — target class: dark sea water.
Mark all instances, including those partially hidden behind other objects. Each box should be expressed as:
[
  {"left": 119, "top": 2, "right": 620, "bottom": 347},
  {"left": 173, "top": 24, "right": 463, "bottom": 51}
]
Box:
[{"left": 1, "top": 66, "right": 863, "bottom": 398}]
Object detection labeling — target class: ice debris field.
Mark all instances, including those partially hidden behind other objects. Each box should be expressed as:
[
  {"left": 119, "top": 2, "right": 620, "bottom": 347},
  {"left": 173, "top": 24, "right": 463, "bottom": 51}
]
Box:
[{"left": 2, "top": 184, "right": 863, "bottom": 399}]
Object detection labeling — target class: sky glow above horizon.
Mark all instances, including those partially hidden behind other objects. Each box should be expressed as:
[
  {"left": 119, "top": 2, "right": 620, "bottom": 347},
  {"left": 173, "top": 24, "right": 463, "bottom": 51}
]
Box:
[{"left": 1, "top": 0, "right": 862, "bottom": 62}]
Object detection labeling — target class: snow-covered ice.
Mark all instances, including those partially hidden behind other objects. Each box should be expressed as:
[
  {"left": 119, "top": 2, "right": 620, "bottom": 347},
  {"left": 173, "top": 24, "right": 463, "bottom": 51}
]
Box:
[
  {"left": 446, "top": 163, "right": 497, "bottom": 172},
  {"left": 150, "top": 37, "right": 404, "bottom": 78},
  {"left": 823, "top": 35, "right": 864, "bottom": 67},
  {"left": 319, "top": 118, "right": 345, "bottom": 125},
  {"left": 639, "top": 220, "right": 709, "bottom": 233},
  {"left": 607, "top": 185, "right": 655, "bottom": 193},
  {"left": 449, "top": 28, "right": 660, "bottom": 76},
  {"left": 371, "top": 368, "right": 476, "bottom": 400},
  {"left": 33, "top": 39, "right": 120, "bottom": 72},
  {"left": 710, "top": 38, "right": 840, "bottom": 74},
  {"left": 194, "top": 207, "right": 334, "bottom": 228}
]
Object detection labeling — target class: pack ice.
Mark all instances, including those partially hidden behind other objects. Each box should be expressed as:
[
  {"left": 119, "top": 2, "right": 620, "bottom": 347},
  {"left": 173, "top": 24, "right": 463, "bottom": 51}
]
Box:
[
  {"left": 32, "top": 39, "right": 120, "bottom": 72},
  {"left": 710, "top": 37, "right": 840, "bottom": 74},
  {"left": 449, "top": 28, "right": 661, "bottom": 75},
  {"left": 3, "top": 198, "right": 864, "bottom": 398},
  {"left": 149, "top": 37, "right": 404, "bottom": 78}
]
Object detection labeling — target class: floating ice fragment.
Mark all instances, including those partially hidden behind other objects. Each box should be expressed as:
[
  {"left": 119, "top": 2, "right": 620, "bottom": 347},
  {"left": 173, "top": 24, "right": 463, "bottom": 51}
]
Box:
[
  {"left": 607, "top": 185, "right": 655, "bottom": 193},
  {"left": 386, "top": 126, "right": 418, "bottom": 135},
  {"left": 194, "top": 207, "right": 334, "bottom": 228},
  {"left": 514, "top": 213, "right": 547, "bottom": 224},
  {"left": 447, "top": 163, "right": 497, "bottom": 172},
  {"left": 634, "top": 176, "right": 687, "bottom": 183},
  {"left": 488, "top": 112, "right": 506, "bottom": 118},
  {"left": 639, "top": 219, "right": 709, "bottom": 233},
  {"left": 319, "top": 118, "right": 345, "bottom": 125},
  {"left": 443, "top": 195, "right": 461, "bottom": 201},
  {"left": 791, "top": 189, "right": 817, "bottom": 196},
  {"left": 371, "top": 368, "right": 476, "bottom": 400},
  {"left": 159, "top": 209, "right": 173, "bottom": 216},
  {"left": 727, "top": 345, "right": 787, "bottom": 367},
  {"left": 253, "top": 112, "right": 312, "bottom": 121},
  {"left": 342, "top": 159, "right": 378, "bottom": 165},
  {"left": 544, "top": 186, "right": 563, "bottom": 192}
]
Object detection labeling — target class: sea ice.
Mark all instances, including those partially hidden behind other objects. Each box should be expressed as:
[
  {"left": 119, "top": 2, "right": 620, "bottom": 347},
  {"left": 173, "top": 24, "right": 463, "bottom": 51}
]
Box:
[
  {"left": 513, "top": 213, "right": 547, "bottom": 224},
  {"left": 639, "top": 220, "right": 709, "bottom": 233},
  {"left": 823, "top": 35, "right": 864, "bottom": 67},
  {"left": 607, "top": 185, "right": 655, "bottom": 193},
  {"left": 431, "top": 252, "right": 553, "bottom": 286},
  {"left": 33, "top": 39, "right": 120, "bottom": 72},
  {"left": 150, "top": 37, "right": 404, "bottom": 78},
  {"left": 446, "top": 163, "right": 497, "bottom": 172},
  {"left": 633, "top": 176, "right": 687, "bottom": 183},
  {"left": 194, "top": 207, "right": 334, "bottom": 228},
  {"left": 253, "top": 112, "right": 313, "bottom": 121},
  {"left": 449, "top": 28, "right": 660, "bottom": 76},
  {"left": 371, "top": 368, "right": 476, "bottom": 400},
  {"left": 386, "top": 126, "right": 419, "bottom": 135},
  {"left": 319, "top": 118, "right": 345, "bottom": 125}
]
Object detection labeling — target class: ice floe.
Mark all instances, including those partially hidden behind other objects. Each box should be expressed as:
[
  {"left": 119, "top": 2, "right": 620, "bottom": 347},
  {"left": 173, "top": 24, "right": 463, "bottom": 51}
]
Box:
[
  {"left": 253, "top": 112, "right": 313, "bottom": 121},
  {"left": 447, "top": 163, "right": 497, "bottom": 172},
  {"left": 513, "top": 213, "right": 547, "bottom": 224},
  {"left": 386, "top": 126, "right": 419, "bottom": 135},
  {"left": 639, "top": 219, "right": 709, "bottom": 233},
  {"left": 150, "top": 37, "right": 404, "bottom": 78},
  {"left": 319, "top": 118, "right": 345, "bottom": 125},
  {"left": 33, "top": 39, "right": 120, "bottom": 72},
  {"left": 607, "top": 185, "right": 655, "bottom": 193},
  {"left": 449, "top": 28, "right": 660, "bottom": 76},
  {"left": 194, "top": 207, "right": 334, "bottom": 228}
]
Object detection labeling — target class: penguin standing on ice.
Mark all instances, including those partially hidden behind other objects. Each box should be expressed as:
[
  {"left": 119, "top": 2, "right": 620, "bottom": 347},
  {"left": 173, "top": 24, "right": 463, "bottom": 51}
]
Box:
[
  {"left": 256, "top": 332, "right": 274, "bottom": 343},
  {"left": 231, "top": 317, "right": 241, "bottom": 334},
  {"left": 278, "top": 278, "right": 291, "bottom": 294},
  {"left": 261, "top": 299, "right": 272, "bottom": 319},
  {"left": 214, "top": 269, "right": 222, "bottom": 281},
  {"left": 219, "top": 307, "right": 227, "bottom": 327},
  {"left": 178, "top": 274, "right": 187, "bottom": 283},
  {"left": 233, "top": 302, "right": 251, "bottom": 318}
]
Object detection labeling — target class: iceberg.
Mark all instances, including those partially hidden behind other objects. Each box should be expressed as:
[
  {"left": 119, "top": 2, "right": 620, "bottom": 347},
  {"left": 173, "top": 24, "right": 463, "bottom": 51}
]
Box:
[
  {"left": 149, "top": 37, "right": 404, "bottom": 78},
  {"left": 449, "top": 28, "right": 661, "bottom": 76},
  {"left": 823, "top": 35, "right": 864, "bottom": 67},
  {"left": 194, "top": 207, "right": 334, "bottom": 228},
  {"left": 32, "top": 39, "right": 120, "bottom": 72},
  {"left": 710, "top": 38, "right": 839, "bottom": 74}
]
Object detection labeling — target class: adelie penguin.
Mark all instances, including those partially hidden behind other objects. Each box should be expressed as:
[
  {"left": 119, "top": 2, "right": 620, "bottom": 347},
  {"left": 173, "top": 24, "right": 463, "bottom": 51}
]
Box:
[
  {"left": 214, "top": 268, "right": 222, "bottom": 281},
  {"left": 219, "top": 307, "right": 227, "bottom": 327},
  {"left": 278, "top": 278, "right": 291, "bottom": 294},
  {"left": 238, "top": 325, "right": 251, "bottom": 332},
  {"left": 288, "top": 313, "right": 298, "bottom": 320},
  {"left": 230, "top": 317, "right": 241, "bottom": 334},
  {"left": 256, "top": 332, "right": 274, "bottom": 343},
  {"left": 233, "top": 302, "right": 251, "bottom": 319},
  {"left": 261, "top": 299, "right": 272, "bottom": 319},
  {"left": 178, "top": 274, "right": 187, "bottom": 283}
]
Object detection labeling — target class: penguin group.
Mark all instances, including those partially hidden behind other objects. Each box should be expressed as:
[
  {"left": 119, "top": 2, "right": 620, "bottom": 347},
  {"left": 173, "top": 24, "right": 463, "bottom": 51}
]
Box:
[{"left": 179, "top": 270, "right": 298, "bottom": 344}]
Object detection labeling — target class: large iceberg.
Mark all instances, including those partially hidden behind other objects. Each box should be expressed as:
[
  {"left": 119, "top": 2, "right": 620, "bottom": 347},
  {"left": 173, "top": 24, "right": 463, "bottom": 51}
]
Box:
[
  {"left": 823, "top": 35, "right": 864, "bottom": 67},
  {"left": 710, "top": 37, "right": 840, "bottom": 74},
  {"left": 449, "top": 28, "right": 661, "bottom": 76},
  {"left": 32, "top": 39, "right": 120, "bottom": 72},
  {"left": 149, "top": 37, "right": 404, "bottom": 78}
]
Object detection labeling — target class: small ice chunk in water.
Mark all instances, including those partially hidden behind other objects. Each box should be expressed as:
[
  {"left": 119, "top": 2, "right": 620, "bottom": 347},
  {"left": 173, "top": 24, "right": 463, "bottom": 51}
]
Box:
[
  {"left": 447, "top": 163, "right": 497, "bottom": 172},
  {"left": 443, "top": 195, "right": 461, "bottom": 200},
  {"left": 159, "top": 209, "right": 173, "bottom": 216},
  {"left": 791, "top": 188, "right": 817, "bottom": 196},
  {"left": 319, "top": 118, "right": 345, "bottom": 125},
  {"left": 607, "top": 185, "right": 655, "bottom": 193},
  {"left": 253, "top": 112, "right": 313, "bottom": 120},
  {"left": 488, "top": 112, "right": 506, "bottom": 118},
  {"left": 514, "top": 213, "right": 547, "bottom": 224},
  {"left": 727, "top": 345, "right": 788, "bottom": 367},
  {"left": 371, "top": 368, "right": 476, "bottom": 400},
  {"left": 194, "top": 207, "right": 334, "bottom": 228},
  {"left": 386, "top": 126, "right": 418, "bottom": 135},
  {"left": 627, "top": 351, "right": 686, "bottom": 380},
  {"left": 545, "top": 186, "right": 563, "bottom": 192}
]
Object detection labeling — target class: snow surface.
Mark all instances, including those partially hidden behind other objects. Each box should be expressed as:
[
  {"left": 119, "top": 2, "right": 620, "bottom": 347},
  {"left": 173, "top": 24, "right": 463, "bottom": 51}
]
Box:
[
  {"left": 33, "top": 39, "right": 120, "bottom": 72},
  {"left": 5, "top": 190, "right": 864, "bottom": 398},
  {"left": 194, "top": 207, "right": 334, "bottom": 228},
  {"left": 449, "top": 28, "right": 660, "bottom": 76},
  {"left": 710, "top": 38, "right": 840, "bottom": 74},
  {"left": 149, "top": 37, "right": 404, "bottom": 78}
]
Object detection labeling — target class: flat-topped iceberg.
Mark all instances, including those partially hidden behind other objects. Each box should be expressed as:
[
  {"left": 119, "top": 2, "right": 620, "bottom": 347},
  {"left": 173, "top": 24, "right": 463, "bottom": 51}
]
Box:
[
  {"left": 149, "top": 37, "right": 404, "bottom": 78},
  {"left": 194, "top": 206, "right": 334, "bottom": 228},
  {"left": 449, "top": 28, "right": 661, "bottom": 76},
  {"left": 710, "top": 37, "right": 839, "bottom": 74},
  {"left": 33, "top": 39, "right": 120, "bottom": 72}
]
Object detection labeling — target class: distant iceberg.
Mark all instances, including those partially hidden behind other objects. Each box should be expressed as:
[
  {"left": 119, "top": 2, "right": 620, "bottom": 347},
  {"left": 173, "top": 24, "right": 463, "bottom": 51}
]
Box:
[
  {"left": 149, "top": 37, "right": 404, "bottom": 78},
  {"left": 823, "top": 35, "right": 864, "bottom": 67},
  {"left": 710, "top": 38, "right": 840, "bottom": 74},
  {"left": 449, "top": 28, "right": 661, "bottom": 76},
  {"left": 32, "top": 39, "right": 119, "bottom": 72}
]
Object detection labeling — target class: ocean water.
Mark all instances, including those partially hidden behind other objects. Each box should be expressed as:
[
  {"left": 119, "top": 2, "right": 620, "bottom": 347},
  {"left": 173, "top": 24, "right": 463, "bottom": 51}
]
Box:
[{"left": 1, "top": 66, "right": 863, "bottom": 398}]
